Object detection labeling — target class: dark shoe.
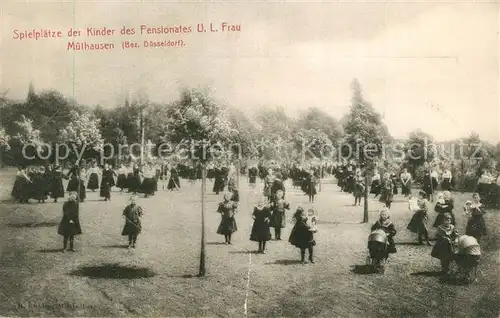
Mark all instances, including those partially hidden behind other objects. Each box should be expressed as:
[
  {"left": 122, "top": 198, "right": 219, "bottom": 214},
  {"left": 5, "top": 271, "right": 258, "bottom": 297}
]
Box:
[{"left": 68, "top": 248, "right": 76, "bottom": 252}]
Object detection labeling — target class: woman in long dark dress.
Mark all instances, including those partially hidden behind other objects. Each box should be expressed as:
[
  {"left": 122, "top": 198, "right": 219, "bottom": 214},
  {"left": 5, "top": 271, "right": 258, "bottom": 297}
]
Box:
[
  {"left": 100, "top": 164, "right": 116, "bottom": 201},
  {"left": 248, "top": 165, "right": 258, "bottom": 188},
  {"left": 116, "top": 163, "right": 128, "bottom": 193},
  {"left": 400, "top": 169, "right": 412, "bottom": 197},
  {"left": 305, "top": 171, "right": 317, "bottom": 203},
  {"left": 391, "top": 173, "right": 399, "bottom": 195},
  {"left": 271, "top": 190, "right": 290, "bottom": 240},
  {"left": 50, "top": 166, "right": 65, "bottom": 203},
  {"left": 250, "top": 198, "right": 272, "bottom": 253},
  {"left": 465, "top": 193, "right": 487, "bottom": 242},
  {"left": 216, "top": 193, "right": 238, "bottom": 244},
  {"left": 57, "top": 193, "right": 81, "bottom": 252},
  {"left": 167, "top": 166, "right": 181, "bottom": 191},
  {"left": 140, "top": 164, "right": 155, "bottom": 197},
  {"left": 86, "top": 162, "right": 100, "bottom": 192},
  {"left": 370, "top": 170, "right": 381, "bottom": 198},
  {"left": 379, "top": 173, "right": 394, "bottom": 208},
  {"left": 33, "top": 166, "right": 48, "bottom": 203},
  {"left": 121, "top": 195, "right": 143, "bottom": 249},
  {"left": 353, "top": 172, "right": 365, "bottom": 206}
]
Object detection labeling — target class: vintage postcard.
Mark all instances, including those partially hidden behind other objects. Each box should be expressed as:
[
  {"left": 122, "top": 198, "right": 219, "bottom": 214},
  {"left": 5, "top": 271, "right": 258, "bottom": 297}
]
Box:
[{"left": 0, "top": 1, "right": 498, "bottom": 317}]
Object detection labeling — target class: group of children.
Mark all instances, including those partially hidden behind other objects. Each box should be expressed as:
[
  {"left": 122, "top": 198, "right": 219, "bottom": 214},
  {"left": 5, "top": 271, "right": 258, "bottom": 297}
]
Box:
[
  {"left": 373, "top": 189, "right": 487, "bottom": 276},
  {"left": 57, "top": 193, "right": 144, "bottom": 251}
]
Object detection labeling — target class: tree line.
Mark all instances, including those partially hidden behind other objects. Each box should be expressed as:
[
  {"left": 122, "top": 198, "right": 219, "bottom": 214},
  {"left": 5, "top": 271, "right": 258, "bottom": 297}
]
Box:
[{"left": 0, "top": 80, "right": 498, "bottom": 186}]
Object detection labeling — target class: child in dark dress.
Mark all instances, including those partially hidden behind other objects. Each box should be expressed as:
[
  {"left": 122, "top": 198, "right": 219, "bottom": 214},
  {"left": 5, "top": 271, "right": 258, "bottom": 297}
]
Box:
[
  {"left": 57, "top": 193, "right": 82, "bottom": 252},
  {"left": 121, "top": 195, "right": 143, "bottom": 249},
  {"left": 431, "top": 213, "right": 458, "bottom": 275},
  {"left": 289, "top": 207, "right": 316, "bottom": 264},
  {"left": 371, "top": 207, "right": 397, "bottom": 254},
  {"left": 250, "top": 197, "right": 272, "bottom": 253}
]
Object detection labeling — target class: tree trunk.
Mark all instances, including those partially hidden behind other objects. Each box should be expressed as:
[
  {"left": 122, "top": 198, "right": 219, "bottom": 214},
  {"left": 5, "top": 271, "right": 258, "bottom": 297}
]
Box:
[{"left": 198, "top": 163, "right": 207, "bottom": 277}]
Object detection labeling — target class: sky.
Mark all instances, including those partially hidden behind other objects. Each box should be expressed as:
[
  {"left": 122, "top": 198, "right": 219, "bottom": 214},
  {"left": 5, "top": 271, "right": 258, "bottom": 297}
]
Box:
[{"left": 1, "top": 1, "right": 499, "bottom": 143}]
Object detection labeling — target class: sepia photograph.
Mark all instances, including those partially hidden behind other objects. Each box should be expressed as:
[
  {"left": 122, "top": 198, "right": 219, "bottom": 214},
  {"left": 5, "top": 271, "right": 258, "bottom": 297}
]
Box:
[{"left": 0, "top": 1, "right": 499, "bottom": 317}]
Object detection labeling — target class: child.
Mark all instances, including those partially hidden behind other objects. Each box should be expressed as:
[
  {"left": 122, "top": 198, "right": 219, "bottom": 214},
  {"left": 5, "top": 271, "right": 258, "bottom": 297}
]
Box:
[
  {"left": 406, "top": 190, "right": 431, "bottom": 245},
  {"left": 431, "top": 213, "right": 458, "bottom": 275},
  {"left": 289, "top": 207, "right": 316, "bottom": 264},
  {"left": 433, "top": 192, "right": 455, "bottom": 227},
  {"left": 121, "top": 195, "right": 143, "bottom": 249},
  {"left": 371, "top": 207, "right": 397, "bottom": 254},
  {"left": 408, "top": 194, "right": 419, "bottom": 213},
  {"left": 216, "top": 192, "right": 238, "bottom": 244},
  {"left": 465, "top": 193, "right": 487, "bottom": 242},
  {"left": 250, "top": 197, "right": 272, "bottom": 253},
  {"left": 57, "top": 192, "right": 82, "bottom": 252},
  {"left": 271, "top": 190, "right": 290, "bottom": 240},
  {"left": 306, "top": 208, "right": 318, "bottom": 240}
]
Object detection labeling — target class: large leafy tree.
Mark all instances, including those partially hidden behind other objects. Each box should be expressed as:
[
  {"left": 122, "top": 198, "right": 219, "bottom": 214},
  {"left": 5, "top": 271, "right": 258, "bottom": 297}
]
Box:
[
  {"left": 297, "top": 107, "right": 343, "bottom": 146},
  {"left": 343, "top": 79, "right": 389, "bottom": 222},
  {"left": 343, "top": 79, "right": 390, "bottom": 164},
  {"left": 9, "top": 115, "right": 46, "bottom": 165},
  {"left": 294, "top": 128, "right": 333, "bottom": 161},
  {"left": 166, "top": 88, "right": 236, "bottom": 162},
  {"left": 58, "top": 110, "right": 104, "bottom": 163}
]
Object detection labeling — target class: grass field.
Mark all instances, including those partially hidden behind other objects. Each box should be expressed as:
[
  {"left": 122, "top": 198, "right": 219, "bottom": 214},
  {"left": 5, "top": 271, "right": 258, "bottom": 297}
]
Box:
[{"left": 0, "top": 168, "right": 499, "bottom": 317}]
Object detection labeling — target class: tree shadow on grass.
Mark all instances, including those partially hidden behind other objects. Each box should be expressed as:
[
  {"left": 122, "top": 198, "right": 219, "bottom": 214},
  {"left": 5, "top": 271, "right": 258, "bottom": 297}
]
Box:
[
  {"left": 7, "top": 222, "right": 59, "bottom": 228},
  {"left": 228, "top": 250, "right": 261, "bottom": 254},
  {"left": 410, "top": 271, "right": 442, "bottom": 277},
  {"left": 37, "top": 248, "right": 64, "bottom": 253},
  {"left": 206, "top": 242, "right": 226, "bottom": 245},
  {"left": 265, "top": 259, "right": 303, "bottom": 265},
  {"left": 102, "top": 244, "right": 129, "bottom": 249},
  {"left": 351, "top": 265, "right": 377, "bottom": 275},
  {"left": 70, "top": 263, "right": 157, "bottom": 279}
]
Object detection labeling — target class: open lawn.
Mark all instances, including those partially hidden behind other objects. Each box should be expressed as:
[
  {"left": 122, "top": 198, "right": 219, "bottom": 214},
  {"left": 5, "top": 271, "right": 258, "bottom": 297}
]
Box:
[{"left": 0, "top": 168, "right": 499, "bottom": 317}]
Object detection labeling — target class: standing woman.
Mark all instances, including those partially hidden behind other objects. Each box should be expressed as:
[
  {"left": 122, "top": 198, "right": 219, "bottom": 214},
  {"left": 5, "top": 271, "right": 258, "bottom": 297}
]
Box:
[
  {"left": 271, "top": 190, "right": 290, "bottom": 240},
  {"left": 100, "top": 163, "right": 116, "bottom": 201},
  {"left": 50, "top": 166, "right": 65, "bottom": 203},
  {"left": 391, "top": 172, "right": 399, "bottom": 195},
  {"left": 167, "top": 164, "right": 181, "bottom": 191},
  {"left": 250, "top": 197, "right": 272, "bottom": 253},
  {"left": 248, "top": 164, "right": 258, "bottom": 188},
  {"left": 422, "top": 167, "right": 435, "bottom": 201},
  {"left": 140, "top": 164, "right": 155, "bottom": 198},
  {"left": 442, "top": 168, "right": 453, "bottom": 191},
  {"left": 116, "top": 163, "right": 128, "bottom": 193},
  {"left": 370, "top": 169, "right": 381, "bottom": 198},
  {"left": 86, "top": 162, "right": 100, "bottom": 192},
  {"left": 216, "top": 192, "right": 238, "bottom": 244},
  {"left": 305, "top": 170, "right": 317, "bottom": 203},
  {"left": 465, "top": 193, "right": 487, "bottom": 242},
  {"left": 263, "top": 169, "right": 274, "bottom": 202},
  {"left": 379, "top": 173, "right": 394, "bottom": 208},
  {"left": 57, "top": 192, "right": 81, "bottom": 252},
  {"left": 353, "top": 170, "right": 365, "bottom": 206},
  {"left": 121, "top": 195, "right": 143, "bottom": 249},
  {"left": 400, "top": 168, "right": 412, "bottom": 197}
]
